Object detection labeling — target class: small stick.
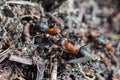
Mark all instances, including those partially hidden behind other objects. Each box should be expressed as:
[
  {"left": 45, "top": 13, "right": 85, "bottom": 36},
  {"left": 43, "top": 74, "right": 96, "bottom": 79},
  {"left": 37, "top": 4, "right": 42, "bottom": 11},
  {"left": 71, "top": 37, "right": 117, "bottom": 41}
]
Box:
[
  {"left": 18, "top": 15, "right": 33, "bottom": 19},
  {"left": 34, "top": 56, "right": 44, "bottom": 80},
  {"left": 51, "top": 58, "right": 57, "bottom": 80},
  {"left": 95, "top": 73, "right": 105, "bottom": 80},
  {"left": 36, "top": 62, "right": 44, "bottom": 80},
  {"left": 47, "top": 13, "right": 64, "bottom": 28},
  {"left": 77, "top": 6, "right": 85, "bottom": 23},
  {"left": 23, "top": 22, "right": 30, "bottom": 43},
  {"left": 1, "top": 15, "right": 7, "bottom": 24},
  {"left": 9, "top": 55, "right": 32, "bottom": 65},
  {"left": 2, "top": 18, "right": 11, "bottom": 42},
  {"left": 5, "top": 1, "right": 36, "bottom": 6},
  {"left": 29, "top": 10, "right": 40, "bottom": 20},
  {"left": 0, "top": 54, "right": 8, "bottom": 63},
  {"left": 0, "top": 48, "right": 11, "bottom": 63},
  {"left": 77, "top": 63, "right": 95, "bottom": 80},
  {"left": 38, "top": 3, "right": 45, "bottom": 17}
]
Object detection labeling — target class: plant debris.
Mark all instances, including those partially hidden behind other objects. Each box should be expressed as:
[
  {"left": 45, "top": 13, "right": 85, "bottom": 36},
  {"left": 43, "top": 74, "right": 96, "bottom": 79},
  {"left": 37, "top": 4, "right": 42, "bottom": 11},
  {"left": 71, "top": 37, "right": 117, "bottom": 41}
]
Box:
[{"left": 0, "top": 0, "right": 120, "bottom": 80}]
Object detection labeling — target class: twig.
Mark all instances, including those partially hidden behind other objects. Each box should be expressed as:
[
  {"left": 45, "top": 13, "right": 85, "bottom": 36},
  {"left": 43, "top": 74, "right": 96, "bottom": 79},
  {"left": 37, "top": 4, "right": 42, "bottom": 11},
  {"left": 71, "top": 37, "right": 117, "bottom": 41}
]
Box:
[
  {"left": 47, "top": 13, "right": 64, "bottom": 28},
  {"left": 77, "top": 6, "right": 85, "bottom": 23},
  {"left": 5, "top": 1, "right": 36, "bottom": 6},
  {"left": 0, "top": 48, "right": 11, "bottom": 56},
  {"left": 23, "top": 22, "right": 30, "bottom": 43},
  {"left": 9, "top": 55, "right": 32, "bottom": 65},
  {"left": 2, "top": 18, "right": 12, "bottom": 42},
  {"left": 18, "top": 15, "right": 34, "bottom": 19},
  {"left": 36, "top": 62, "right": 44, "bottom": 80},
  {"left": 0, "top": 54, "right": 7, "bottom": 63},
  {"left": 51, "top": 58, "right": 57, "bottom": 80},
  {"left": 34, "top": 56, "right": 44, "bottom": 80},
  {"left": 37, "top": 3, "right": 45, "bottom": 17},
  {"left": 77, "top": 63, "right": 95, "bottom": 80},
  {"left": 95, "top": 73, "right": 105, "bottom": 80}
]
